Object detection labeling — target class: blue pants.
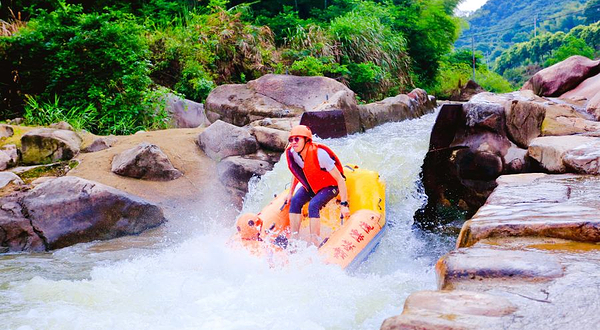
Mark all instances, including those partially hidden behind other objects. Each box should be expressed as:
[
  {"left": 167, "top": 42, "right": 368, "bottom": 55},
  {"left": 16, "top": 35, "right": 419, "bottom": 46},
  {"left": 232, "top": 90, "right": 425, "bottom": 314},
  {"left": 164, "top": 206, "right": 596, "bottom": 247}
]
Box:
[{"left": 289, "top": 186, "right": 339, "bottom": 218}]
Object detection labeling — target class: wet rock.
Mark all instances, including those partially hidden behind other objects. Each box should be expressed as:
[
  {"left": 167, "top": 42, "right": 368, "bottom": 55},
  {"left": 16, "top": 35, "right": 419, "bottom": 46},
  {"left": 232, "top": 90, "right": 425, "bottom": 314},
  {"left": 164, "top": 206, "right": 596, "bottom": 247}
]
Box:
[
  {"left": 560, "top": 73, "right": 600, "bottom": 120},
  {"left": 198, "top": 120, "right": 259, "bottom": 161},
  {"left": 0, "top": 124, "right": 14, "bottom": 138},
  {"left": 528, "top": 136, "right": 598, "bottom": 173},
  {"left": 20, "top": 128, "right": 82, "bottom": 165},
  {"left": 504, "top": 100, "right": 545, "bottom": 148},
  {"left": 249, "top": 117, "right": 300, "bottom": 132},
  {"left": 251, "top": 126, "right": 288, "bottom": 151},
  {"left": 49, "top": 121, "right": 73, "bottom": 131},
  {"left": 457, "top": 174, "right": 600, "bottom": 247},
  {"left": 358, "top": 95, "right": 411, "bottom": 130},
  {"left": 111, "top": 142, "right": 182, "bottom": 181},
  {"left": 381, "top": 314, "right": 475, "bottom": 330},
  {"left": 436, "top": 247, "right": 564, "bottom": 290},
  {"left": 0, "top": 172, "right": 23, "bottom": 189},
  {"left": 164, "top": 94, "right": 210, "bottom": 128},
  {"left": 217, "top": 155, "right": 273, "bottom": 193},
  {"left": 82, "top": 136, "right": 117, "bottom": 153},
  {"left": 21, "top": 176, "right": 166, "bottom": 250},
  {"left": 563, "top": 140, "right": 600, "bottom": 174},
  {"left": 522, "top": 55, "right": 600, "bottom": 97},
  {"left": 0, "top": 196, "right": 45, "bottom": 253},
  {"left": 403, "top": 290, "right": 517, "bottom": 317},
  {"left": 463, "top": 101, "right": 506, "bottom": 134}
]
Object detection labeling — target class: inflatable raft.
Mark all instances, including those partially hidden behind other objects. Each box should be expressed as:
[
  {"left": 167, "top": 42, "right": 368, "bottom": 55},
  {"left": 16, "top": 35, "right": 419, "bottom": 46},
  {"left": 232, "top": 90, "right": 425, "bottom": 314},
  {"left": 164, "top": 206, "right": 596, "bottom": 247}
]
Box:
[{"left": 233, "top": 164, "right": 386, "bottom": 270}]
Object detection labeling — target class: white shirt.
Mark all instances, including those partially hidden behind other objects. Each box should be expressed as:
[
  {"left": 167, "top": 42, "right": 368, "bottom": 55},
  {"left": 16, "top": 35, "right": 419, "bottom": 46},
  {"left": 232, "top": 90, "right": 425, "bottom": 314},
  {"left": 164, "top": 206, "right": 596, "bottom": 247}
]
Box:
[{"left": 290, "top": 147, "right": 336, "bottom": 172}]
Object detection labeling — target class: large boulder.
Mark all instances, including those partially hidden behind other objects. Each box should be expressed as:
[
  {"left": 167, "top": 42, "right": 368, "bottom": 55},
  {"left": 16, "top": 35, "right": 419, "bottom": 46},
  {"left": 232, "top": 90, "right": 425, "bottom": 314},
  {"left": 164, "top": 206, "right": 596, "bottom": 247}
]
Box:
[
  {"left": 20, "top": 128, "right": 82, "bottom": 165},
  {"left": 217, "top": 155, "right": 273, "bottom": 192},
  {"left": 563, "top": 139, "right": 600, "bottom": 174},
  {"left": 560, "top": 73, "right": 600, "bottom": 120},
  {"left": 20, "top": 176, "right": 166, "bottom": 250},
  {"left": 528, "top": 136, "right": 598, "bottom": 173},
  {"left": 198, "top": 120, "right": 259, "bottom": 161},
  {"left": 359, "top": 88, "right": 436, "bottom": 131},
  {"left": 111, "top": 142, "right": 182, "bottom": 181},
  {"left": 542, "top": 103, "right": 600, "bottom": 136},
  {"left": 522, "top": 55, "right": 600, "bottom": 97},
  {"left": 0, "top": 172, "right": 23, "bottom": 189},
  {"left": 0, "top": 144, "right": 19, "bottom": 170},
  {"left": 205, "top": 74, "right": 361, "bottom": 134},
  {"left": 504, "top": 100, "right": 545, "bottom": 148},
  {"left": 164, "top": 94, "right": 211, "bottom": 128},
  {"left": 0, "top": 196, "right": 45, "bottom": 253}
]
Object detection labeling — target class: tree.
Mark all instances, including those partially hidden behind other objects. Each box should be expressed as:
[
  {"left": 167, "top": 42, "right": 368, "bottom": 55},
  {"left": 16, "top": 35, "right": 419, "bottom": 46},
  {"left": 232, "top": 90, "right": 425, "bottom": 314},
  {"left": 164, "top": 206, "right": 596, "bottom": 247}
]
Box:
[{"left": 585, "top": 0, "right": 600, "bottom": 24}]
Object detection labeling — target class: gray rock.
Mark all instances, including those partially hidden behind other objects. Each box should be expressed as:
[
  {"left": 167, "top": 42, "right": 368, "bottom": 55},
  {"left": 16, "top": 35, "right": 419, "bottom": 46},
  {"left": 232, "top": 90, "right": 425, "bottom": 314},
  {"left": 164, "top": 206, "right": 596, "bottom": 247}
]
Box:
[
  {"left": 49, "top": 121, "right": 73, "bottom": 131},
  {"left": 0, "top": 196, "right": 45, "bottom": 253},
  {"left": 564, "top": 139, "right": 600, "bottom": 174},
  {"left": 20, "top": 128, "right": 82, "bottom": 165},
  {"left": 111, "top": 142, "right": 182, "bottom": 181},
  {"left": 82, "top": 136, "right": 118, "bottom": 153},
  {"left": 528, "top": 136, "right": 598, "bottom": 173},
  {"left": 198, "top": 120, "right": 259, "bottom": 161},
  {"left": 0, "top": 124, "right": 14, "bottom": 138},
  {"left": 0, "top": 172, "right": 23, "bottom": 189},
  {"left": 164, "top": 94, "right": 211, "bottom": 128},
  {"left": 0, "top": 144, "right": 19, "bottom": 171},
  {"left": 251, "top": 126, "right": 289, "bottom": 151},
  {"left": 21, "top": 176, "right": 166, "bottom": 250},
  {"left": 217, "top": 155, "right": 273, "bottom": 192}
]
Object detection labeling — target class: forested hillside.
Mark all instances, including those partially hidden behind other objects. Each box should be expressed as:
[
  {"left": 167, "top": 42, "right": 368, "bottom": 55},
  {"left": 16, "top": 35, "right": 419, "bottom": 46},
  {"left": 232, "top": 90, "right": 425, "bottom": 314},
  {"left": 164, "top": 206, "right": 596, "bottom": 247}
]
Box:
[{"left": 456, "top": 0, "right": 589, "bottom": 61}]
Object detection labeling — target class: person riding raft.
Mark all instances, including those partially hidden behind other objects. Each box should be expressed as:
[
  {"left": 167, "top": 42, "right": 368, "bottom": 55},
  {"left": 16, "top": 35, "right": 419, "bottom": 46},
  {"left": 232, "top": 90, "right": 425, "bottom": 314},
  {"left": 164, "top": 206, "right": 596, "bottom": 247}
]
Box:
[{"left": 284, "top": 125, "right": 350, "bottom": 245}]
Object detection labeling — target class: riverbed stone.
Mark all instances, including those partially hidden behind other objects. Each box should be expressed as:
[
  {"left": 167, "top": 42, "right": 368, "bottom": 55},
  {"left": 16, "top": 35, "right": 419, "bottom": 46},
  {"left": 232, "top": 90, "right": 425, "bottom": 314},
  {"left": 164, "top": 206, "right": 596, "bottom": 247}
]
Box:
[
  {"left": 20, "top": 128, "right": 82, "bottom": 165},
  {"left": 457, "top": 174, "right": 600, "bottom": 247},
  {"left": 563, "top": 139, "right": 600, "bottom": 174},
  {"left": 198, "top": 120, "right": 259, "bottom": 161},
  {"left": 402, "top": 290, "right": 517, "bottom": 317},
  {"left": 522, "top": 55, "right": 600, "bottom": 97},
  {"left": 111, "top": 142, "right": 182, "bottom": 181},
  {"left": 528, "top": 136, "right": 598, "bottom": 172},
  {"left": 217, "top": 155, "right": 273, "bottom": 192},
  {"left": 504, "top": 100, "right": 545, "bottom": 148},
  {"left": 0, "top": 172, "right": 23, "bottom": 189},
  {"left": 164, "top": 94, "right": 210, "bottom": 128},
  {"left": 541, "top": 103, "right": 600, "bottom": 136},
  {"left": 436, "top": 247, "right": 564, "bottom": 290},
  {"left": 21, "top": 176, "right": 166, "bottom": 250},
  {"left": 463, "top": 101, "right": 506, "bottom": 134},
  {"left": 251, "top": 126, "right": 288, "bottom": 151},
  {"left": 0, "top": 198, "right": 45, "bottom": 253}
]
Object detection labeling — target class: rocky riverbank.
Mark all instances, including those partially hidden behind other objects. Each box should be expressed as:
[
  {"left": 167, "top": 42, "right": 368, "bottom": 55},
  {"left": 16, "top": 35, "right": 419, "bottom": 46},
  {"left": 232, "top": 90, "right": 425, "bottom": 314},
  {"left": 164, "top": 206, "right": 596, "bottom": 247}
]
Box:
[
  {"left": 0, "top": 74, "right": 436, "bottom": 253},
  {"left": 382, "top": 55, "right": 600, "bottom": 329}
]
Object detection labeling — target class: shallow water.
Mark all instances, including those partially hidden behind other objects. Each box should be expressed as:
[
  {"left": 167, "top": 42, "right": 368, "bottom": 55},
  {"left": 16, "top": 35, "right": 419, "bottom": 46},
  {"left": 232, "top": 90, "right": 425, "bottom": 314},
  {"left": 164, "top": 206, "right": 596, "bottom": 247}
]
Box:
[{"left": 0, "top": 110, "right": 454, "bottom": 330}]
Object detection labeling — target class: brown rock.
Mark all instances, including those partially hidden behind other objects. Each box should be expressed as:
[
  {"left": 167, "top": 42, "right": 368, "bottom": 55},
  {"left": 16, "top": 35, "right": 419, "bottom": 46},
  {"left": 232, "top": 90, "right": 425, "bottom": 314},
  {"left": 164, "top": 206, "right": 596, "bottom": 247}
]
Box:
[
  {"left": 504, "top": 100, "right": 545, "bottom": 148},
  {"left": 381, "top": 314, "right": 474, "bottom": 330},
  {"left": 0, "top": 197, "right": 45, "bottom": 253},
  {"left": 21, "top": 176, "right": 166, "bottom": 250},
  {"left": 436, "top": 247, "right": 564, "bottom": 290},
  {"left": 521, "top": 56, "right": 600, "bottom": 96},
  {"left": 111, "top": 142, "right": 183, "bottom": 181},
  {"left": 49, "top": 121, "right": 73, "bottom": 131},
  {"left": 216, "top": 155, "right": 273, "bottom": 192},
  {"left": 463, "top": 101, "right": 506, "bottom": 134},
  {"left": 541, "top": 103, "right": 600, "bottom": 136},
  {"left": 449, "top": 79, "right": 485, "bottom": 102}
]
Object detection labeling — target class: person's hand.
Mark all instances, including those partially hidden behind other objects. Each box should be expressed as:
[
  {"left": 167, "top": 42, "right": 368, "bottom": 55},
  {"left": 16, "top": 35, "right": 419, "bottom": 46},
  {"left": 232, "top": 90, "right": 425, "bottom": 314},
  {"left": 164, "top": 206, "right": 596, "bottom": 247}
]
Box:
[{"left": 341, "top": 205, "right": 350, "bottom": 219}]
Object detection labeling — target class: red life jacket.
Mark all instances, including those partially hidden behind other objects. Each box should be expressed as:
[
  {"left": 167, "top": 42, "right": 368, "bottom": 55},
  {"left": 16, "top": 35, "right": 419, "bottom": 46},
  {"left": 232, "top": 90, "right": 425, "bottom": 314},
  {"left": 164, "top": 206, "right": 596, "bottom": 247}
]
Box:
[{"left": 286, "top": 142, "right": 344, "bottom": 194}]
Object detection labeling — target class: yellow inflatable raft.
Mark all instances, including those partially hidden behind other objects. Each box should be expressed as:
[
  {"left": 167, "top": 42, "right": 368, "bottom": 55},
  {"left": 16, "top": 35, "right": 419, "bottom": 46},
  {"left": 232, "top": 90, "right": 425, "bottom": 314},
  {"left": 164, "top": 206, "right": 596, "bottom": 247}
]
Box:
[{"left": 233, "top": 164, "right": 386, "bottom": 270}]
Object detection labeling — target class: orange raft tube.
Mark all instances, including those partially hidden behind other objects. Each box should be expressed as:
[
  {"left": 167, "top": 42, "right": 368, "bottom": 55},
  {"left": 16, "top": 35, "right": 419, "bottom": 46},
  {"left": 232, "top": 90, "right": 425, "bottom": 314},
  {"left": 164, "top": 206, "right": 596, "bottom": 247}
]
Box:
[{"left": 233, "top": 164, "right": 386, "bottom": 270}]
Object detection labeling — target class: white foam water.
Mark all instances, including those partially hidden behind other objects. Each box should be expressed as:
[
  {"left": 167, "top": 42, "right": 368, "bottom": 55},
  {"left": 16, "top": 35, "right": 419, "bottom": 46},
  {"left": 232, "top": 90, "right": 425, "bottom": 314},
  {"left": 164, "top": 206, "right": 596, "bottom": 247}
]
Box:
[{"left": 0, "top": 109, "right": 454, "bottom": 330}]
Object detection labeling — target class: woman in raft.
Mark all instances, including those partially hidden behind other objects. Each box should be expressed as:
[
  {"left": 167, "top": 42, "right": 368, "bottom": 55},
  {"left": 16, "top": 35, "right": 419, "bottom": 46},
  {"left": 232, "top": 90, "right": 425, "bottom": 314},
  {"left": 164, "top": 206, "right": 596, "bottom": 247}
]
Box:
[{"left": 284, "top": 125, "right": 350, "bottom": 245}]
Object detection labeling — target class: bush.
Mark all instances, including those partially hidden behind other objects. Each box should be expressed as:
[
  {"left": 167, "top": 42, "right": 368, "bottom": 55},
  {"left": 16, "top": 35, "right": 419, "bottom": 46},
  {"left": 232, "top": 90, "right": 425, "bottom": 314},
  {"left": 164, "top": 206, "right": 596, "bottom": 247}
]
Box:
[{"left": 0, "top": 4, "right": 168, "bottom": 134}]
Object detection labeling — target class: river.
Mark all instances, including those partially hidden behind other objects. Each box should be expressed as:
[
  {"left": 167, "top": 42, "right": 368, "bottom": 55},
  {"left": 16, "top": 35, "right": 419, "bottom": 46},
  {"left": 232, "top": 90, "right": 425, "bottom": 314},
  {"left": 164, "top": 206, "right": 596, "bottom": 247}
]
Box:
[{"left": 0, "top": 109, "right": 454, "bottom": 330}]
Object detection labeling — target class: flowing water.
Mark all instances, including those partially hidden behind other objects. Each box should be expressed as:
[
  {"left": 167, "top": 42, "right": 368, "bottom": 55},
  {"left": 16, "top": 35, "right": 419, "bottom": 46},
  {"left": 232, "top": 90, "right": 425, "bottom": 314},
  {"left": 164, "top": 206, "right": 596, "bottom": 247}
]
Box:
[{"left": 0, "top": 110, "right": 455, "bottom": 330}]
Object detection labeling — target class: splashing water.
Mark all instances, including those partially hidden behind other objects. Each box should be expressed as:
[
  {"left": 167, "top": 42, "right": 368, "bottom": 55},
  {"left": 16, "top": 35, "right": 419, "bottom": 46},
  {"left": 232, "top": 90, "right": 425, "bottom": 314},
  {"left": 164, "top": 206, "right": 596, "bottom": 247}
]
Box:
[{"left": 0, "top": 110, "right": 454, "bottom": 330}]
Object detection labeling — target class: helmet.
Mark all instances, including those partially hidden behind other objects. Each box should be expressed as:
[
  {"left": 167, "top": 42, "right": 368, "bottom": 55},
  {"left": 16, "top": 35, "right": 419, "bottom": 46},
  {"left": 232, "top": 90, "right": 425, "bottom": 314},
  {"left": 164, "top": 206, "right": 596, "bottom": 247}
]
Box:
[
  {"left": 236, "top": 213, "right": 262, "bottom": 240},
  {"left": 289, "top": 125, "right": 312, "bottom": 142}
]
